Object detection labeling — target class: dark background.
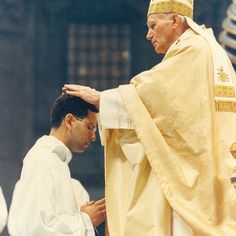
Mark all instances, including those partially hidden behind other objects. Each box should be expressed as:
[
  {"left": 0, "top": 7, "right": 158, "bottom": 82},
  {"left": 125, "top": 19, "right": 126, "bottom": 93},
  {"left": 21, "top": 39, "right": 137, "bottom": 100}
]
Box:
[{"left": 0, "top": 0, "right": 232, "bottom": 235}]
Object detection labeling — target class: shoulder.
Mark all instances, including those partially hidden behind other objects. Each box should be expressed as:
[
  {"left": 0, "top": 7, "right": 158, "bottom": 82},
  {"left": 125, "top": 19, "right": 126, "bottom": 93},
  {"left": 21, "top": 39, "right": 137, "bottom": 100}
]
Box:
[
  {"left": 21, "top": 143, "right": 64, "bottom": 178},
  {"left": 185, "top": 34, "right": 210, "bottom": 51},
  {"left": 167, "top": 30, "right": 211, "bottom": 58}
]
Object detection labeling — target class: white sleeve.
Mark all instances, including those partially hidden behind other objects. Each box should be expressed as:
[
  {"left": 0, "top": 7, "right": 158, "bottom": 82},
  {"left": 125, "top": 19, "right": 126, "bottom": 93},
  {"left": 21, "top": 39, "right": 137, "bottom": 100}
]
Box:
[
  {"left": 98, "top": 88, "right": 134, "bottom": 145},
  {"left": 99, "top": 88, "right": 134, "bottom": 129},
  {"left": 0, "top": 187, "right": 7, "bottom": 233},
  {"left": 71, "top": 178, "right": 90, "bottom": 208},
  {"left": 8, "top": 163, "right": 95, "bottom": 236}
]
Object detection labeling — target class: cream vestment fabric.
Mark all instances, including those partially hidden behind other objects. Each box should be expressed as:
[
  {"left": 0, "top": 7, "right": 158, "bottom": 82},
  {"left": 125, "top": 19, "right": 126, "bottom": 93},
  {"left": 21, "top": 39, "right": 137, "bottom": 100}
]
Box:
[
  {"left": 8, "top": 135, "right": 94, "bottom": 236},
  {"left": 100, "top": 89, "right": 192, "bottom": 236},
  {"left": 100, "top": 20, "right": 236, "bottom": 236}
]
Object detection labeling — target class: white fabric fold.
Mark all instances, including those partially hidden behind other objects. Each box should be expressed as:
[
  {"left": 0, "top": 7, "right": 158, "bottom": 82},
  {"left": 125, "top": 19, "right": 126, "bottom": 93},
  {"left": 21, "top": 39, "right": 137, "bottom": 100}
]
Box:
[
  {"left": 8, "top": 135, "right": 94, "bottom": 236},
  {"left": 100, "top": 89, "right": 192, "bottom": 236},
  {"left": 100, "top": 89, "right": 134, "bottom": 129}
]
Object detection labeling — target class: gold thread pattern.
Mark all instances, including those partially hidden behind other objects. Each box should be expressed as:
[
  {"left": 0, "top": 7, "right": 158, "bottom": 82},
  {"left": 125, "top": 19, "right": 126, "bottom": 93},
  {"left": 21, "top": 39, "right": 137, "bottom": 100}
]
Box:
[
  {"left": 214, "top": 85, "right": 235, "bottom": 97},
  {"left": 147, "top": 1, "right": 193, "bottom": 18},
  {"left": 215, "top": 100, "right": 236, "bottom": 112}
]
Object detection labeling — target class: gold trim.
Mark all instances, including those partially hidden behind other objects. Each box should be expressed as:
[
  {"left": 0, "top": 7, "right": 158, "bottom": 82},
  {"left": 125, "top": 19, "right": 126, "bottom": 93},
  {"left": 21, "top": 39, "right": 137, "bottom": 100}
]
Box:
[
  {"left": 215, "top": 100, "right": 236, "bottom": 112},
  {"left": 147, "top": 1, "right": 193, "bottom": 18},
  {"left": 214, "top": 85, "right": 235, "bottom": 97}
]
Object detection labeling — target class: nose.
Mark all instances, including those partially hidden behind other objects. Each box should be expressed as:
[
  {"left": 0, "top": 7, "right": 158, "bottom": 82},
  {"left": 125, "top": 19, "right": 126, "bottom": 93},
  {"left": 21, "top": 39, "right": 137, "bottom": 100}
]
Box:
[{"left": 146, "top": 29, "right": 153, "bottom": 41}]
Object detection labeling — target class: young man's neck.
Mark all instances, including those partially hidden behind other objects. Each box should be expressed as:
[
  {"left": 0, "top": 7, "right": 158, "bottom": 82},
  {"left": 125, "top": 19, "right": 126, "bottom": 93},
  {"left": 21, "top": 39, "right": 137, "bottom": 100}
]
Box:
[{"left": 50, "top": 128, "right": 67, "bottom": 147}]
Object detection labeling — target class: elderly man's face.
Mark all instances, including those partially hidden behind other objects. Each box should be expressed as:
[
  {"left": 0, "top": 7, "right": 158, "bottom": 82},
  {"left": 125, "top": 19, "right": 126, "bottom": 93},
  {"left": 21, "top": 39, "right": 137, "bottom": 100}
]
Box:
[{"left": 146, "top": 14, "right": 176, "bottom": 54}]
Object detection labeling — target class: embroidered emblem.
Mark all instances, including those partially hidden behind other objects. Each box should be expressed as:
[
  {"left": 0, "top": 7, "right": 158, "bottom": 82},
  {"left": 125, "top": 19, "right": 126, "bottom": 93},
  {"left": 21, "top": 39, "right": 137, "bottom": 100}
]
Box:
[{"left": 217, "top": 67, "right": 229, "bottom": 83}]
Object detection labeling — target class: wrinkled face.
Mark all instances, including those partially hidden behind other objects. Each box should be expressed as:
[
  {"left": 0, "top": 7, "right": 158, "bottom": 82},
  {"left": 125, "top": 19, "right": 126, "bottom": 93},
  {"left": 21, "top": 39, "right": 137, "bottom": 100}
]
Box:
[
  {"left": 68, "top": 111, "right": 97, "bottom": 153},
  {"left": 146, "top": 14, "right": 176, "bottom": 54}
]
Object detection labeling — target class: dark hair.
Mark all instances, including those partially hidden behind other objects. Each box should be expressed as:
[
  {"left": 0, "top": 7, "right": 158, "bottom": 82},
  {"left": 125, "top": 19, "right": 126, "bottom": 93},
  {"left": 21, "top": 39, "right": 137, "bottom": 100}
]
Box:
[{"left": 50, "top": 94, "right": 98, "bottom": 128}]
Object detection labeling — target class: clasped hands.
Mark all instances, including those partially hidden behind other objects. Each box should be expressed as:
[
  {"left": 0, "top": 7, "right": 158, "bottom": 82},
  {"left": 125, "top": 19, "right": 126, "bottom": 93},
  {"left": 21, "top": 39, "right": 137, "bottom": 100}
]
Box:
[{"left": 80, "top": 198, "right": 106, "bottom": 227}]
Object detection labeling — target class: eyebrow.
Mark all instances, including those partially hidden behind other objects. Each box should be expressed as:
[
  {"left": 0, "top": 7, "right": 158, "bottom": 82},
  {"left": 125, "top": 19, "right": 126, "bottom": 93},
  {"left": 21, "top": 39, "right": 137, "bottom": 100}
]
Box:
[{"left": 146, "top": 20, "right": 155, "bottom": 26}]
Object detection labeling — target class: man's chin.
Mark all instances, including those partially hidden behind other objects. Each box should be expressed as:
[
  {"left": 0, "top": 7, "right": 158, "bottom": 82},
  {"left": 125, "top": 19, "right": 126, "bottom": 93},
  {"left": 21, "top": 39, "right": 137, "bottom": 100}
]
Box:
[
  {"left": 77, "top": 145, "right": 90, "bottom": 153},
  {"left": 77, "top": 149, "right": 84, "bottom": 153},
  {"left": 73, "top": 147, "right": 86, "bottom": 153},
  {"left": 155, "top": 47, "right": 165, "bottom": 54}
]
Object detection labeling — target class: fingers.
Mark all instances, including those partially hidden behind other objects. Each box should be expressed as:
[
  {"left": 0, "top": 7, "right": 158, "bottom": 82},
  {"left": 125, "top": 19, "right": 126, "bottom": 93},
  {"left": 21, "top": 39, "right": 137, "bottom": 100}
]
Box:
[
  {"left": 62, "top": 85, "right": 90, "bottom": 97},
  {"left": 96, "top": 202, "right": 106, "bottom": 211},
  {"left": 83, "top": 198, "right": 105, "bottom": 209},
  {"left": 62, "top": 85, "right": 79, "bottom": 94},
  {"left": 63, "top": 84, "right": 96, "bottom": 93},
  {"left": 64, "top": 90, "right": 82, "bottom": 96},
  {"left": 94, "top": 198, "right": 106, "bottom": 212},
  {"left": 80, "top": 200, "right": 94, "bottom": 208},
  {"left": 94, "top": 203, "right": 106, "bottom": 213},
  {"left": 99, "top": 209, "right": 106, "bottom": 219},
  {"left": 96, "top": 209, "right": 106, "bottom": 222},
  {"left": 63, "top": 84, "right": 90, "bottom": 92},
  {"left": 61, "top": 84, "right": 101, "bottom": 109},
  {"left": 81, "top": 198, "right": 106, "bottom": 227},
  {"left": 63, "top": 84, "right": 83, "bottom": 90},
  {"left": 95, "top": 198, "right": 105, "bottom": 205},
  {"left": 87, "top": 200, "right": 95, "bottom": 205},
  {"left": 92, "top": 206, "right": 107, "bottom": 227}
]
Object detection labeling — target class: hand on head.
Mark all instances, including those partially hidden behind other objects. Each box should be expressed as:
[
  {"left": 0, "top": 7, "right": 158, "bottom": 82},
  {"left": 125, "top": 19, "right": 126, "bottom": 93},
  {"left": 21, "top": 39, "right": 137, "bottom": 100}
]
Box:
[
  {"left": 62, "top": 84, "right": 101, "bottom": 109},
  {"left": 80, "top": 198, "right": 106, "bottom": 227}
]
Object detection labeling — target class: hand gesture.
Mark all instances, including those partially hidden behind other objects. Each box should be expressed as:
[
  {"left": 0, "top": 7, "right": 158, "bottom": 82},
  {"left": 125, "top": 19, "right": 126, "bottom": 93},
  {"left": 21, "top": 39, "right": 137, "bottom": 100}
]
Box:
[
  {"left": 80, "top": 198, "right": 106, "bottom": 227},
  {"left": 62, "top": 84, "right": 100, "bottom": 109}
]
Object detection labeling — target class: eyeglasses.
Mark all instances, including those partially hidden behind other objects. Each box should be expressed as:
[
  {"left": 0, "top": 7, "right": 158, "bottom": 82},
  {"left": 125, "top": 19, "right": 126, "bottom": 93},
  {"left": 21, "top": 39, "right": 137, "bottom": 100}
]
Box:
[{"left": 75, "top": 116, "right": 97, "bottom": 135}]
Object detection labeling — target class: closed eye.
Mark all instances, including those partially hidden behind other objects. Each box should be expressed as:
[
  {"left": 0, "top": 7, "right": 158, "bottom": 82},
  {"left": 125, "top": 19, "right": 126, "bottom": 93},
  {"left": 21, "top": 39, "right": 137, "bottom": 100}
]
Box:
[{"left": 147, "top": 22, "right": 156, "bottom": 30}]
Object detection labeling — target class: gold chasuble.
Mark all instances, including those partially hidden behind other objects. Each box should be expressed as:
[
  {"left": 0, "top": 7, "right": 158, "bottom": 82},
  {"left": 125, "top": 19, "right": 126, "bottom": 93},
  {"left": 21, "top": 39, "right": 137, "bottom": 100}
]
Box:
[{"left": 103, "top": 20, "right": 236, "bottom": 236}]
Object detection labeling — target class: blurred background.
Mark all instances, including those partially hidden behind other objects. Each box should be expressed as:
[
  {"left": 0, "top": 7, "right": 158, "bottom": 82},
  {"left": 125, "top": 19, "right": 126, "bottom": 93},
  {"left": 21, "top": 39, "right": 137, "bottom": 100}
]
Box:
[{"left": 0, "top": 0, "right": 233, "bottom": 235}]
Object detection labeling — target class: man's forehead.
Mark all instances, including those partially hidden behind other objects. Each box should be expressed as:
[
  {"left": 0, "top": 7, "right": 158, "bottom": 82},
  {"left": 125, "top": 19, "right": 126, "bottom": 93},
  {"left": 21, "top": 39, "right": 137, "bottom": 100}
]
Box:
[{"left": 147, "top": 13, "right": 166, "bottom": 22}]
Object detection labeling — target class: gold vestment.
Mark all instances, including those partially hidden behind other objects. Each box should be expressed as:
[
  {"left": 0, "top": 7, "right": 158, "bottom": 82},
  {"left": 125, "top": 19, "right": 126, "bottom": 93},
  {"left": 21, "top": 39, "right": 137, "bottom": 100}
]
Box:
[{"left": 103, "top": 23, "right": 236, "bottom": 236}]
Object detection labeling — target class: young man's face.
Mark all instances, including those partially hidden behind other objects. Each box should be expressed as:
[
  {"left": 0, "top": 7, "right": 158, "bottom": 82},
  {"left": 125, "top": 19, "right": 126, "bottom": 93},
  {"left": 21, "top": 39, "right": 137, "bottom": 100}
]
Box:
[
  {"left": 68, "top": 110, "right": 97, "bottom": 153},
  {"left": 146, "top": 14, "right": 176, "bottom": 54}
]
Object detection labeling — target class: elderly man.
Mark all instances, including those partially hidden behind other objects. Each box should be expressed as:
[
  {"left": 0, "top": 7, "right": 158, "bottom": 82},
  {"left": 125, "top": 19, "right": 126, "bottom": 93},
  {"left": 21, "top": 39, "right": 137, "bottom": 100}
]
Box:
[
  {"left": 63, "top": 0, "right": 236, "bottom": 235},
  {"left": 8, "top": 94, "right": 106, "bottom": 236}
]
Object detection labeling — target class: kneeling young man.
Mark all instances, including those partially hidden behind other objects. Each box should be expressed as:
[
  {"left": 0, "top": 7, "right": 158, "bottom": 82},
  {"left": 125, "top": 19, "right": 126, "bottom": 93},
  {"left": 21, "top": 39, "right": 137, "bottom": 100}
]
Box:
[{"left": 8, "top": 94, "right": 106, "bottom": 236}]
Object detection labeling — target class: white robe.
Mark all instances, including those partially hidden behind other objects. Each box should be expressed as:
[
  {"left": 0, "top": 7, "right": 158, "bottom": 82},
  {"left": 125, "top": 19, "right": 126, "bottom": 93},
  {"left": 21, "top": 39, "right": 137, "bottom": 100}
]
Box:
[
  {"left": 71, "top": 178, "right": 90, "bottom": 209},
  {"left": 8, "top": 135, "right": 94, "bottom": 236},
  {"left": 0, "top": 186, "right": 7, "bottom": 233}
]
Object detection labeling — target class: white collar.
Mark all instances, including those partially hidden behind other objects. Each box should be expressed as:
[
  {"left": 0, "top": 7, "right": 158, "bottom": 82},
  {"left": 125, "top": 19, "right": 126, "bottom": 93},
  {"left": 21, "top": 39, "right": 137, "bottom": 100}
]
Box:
[{"left": 36, "top": 135, "right": 72, "bottom": 163}]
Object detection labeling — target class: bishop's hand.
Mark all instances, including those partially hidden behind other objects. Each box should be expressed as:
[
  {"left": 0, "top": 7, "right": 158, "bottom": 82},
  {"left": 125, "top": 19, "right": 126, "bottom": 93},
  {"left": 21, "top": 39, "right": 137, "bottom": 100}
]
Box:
[{"left": 62, "top": 84, "right": 101, "bottom": 109}]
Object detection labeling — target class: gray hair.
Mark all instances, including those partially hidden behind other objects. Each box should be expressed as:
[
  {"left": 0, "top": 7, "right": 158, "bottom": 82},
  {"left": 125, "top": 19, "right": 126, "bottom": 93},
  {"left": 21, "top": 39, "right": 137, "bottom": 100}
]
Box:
[{"left": 164, "top": 13, "right": 186, "bottom": 23}]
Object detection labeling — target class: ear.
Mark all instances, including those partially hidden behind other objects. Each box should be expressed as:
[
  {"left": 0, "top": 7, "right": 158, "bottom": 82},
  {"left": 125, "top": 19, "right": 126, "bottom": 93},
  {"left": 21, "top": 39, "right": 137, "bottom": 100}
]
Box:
[
  {"left": 171, "top": 14, "right": 180, "bottom": 29},
  {"left": 64, "top": 113, "right": 74, "bottom": 129}
]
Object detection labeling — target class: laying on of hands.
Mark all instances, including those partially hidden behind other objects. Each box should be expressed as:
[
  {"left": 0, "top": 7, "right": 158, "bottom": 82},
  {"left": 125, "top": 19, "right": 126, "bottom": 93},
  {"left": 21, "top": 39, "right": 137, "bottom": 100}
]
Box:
[{"left": 62, "top": 84, "right": 101, "bottom": 109}]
